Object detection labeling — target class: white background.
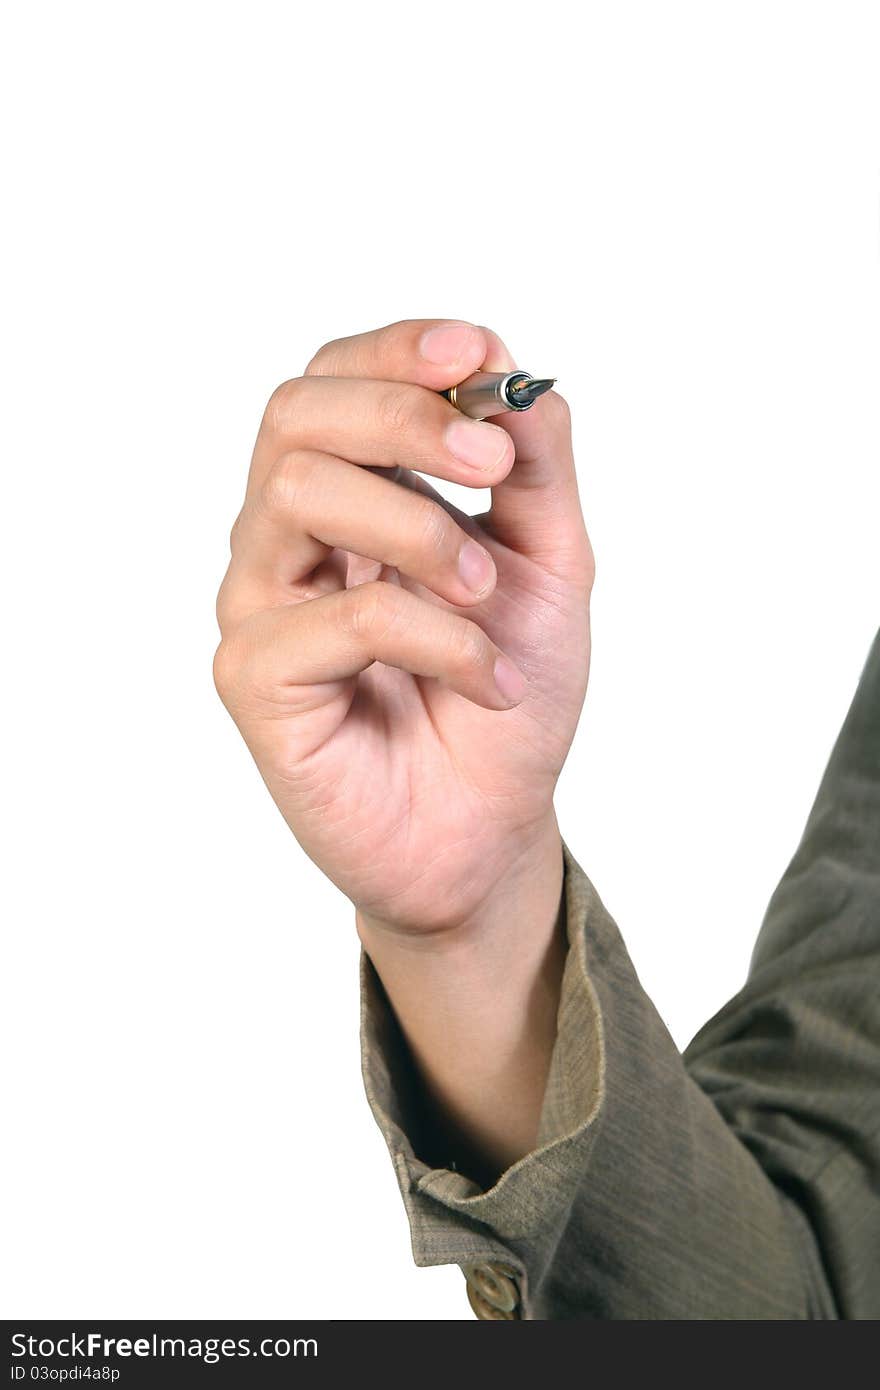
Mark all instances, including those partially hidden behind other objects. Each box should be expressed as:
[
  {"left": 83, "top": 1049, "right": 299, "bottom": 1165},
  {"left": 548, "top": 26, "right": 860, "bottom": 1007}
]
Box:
[{"left": 3, "top": 1, "right": 878, "bottom": 1320}]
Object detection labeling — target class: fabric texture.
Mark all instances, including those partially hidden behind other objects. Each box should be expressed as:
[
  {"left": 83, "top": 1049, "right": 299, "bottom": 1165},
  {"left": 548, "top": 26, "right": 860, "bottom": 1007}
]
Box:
[{"left": 358, "top": 629, "right": 880, "bottom": 1319}]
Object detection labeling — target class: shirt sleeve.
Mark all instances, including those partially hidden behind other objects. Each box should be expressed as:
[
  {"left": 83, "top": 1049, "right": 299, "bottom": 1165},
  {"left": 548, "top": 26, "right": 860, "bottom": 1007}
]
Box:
[{"left": 358, "top": 631, "right": 880, "bottom": 1321}]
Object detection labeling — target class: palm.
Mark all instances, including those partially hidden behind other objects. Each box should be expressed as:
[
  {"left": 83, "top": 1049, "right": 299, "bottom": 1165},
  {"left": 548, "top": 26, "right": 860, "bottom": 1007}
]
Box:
[{"left": 258, "top": 523, "right": 591, "bottom": 930}]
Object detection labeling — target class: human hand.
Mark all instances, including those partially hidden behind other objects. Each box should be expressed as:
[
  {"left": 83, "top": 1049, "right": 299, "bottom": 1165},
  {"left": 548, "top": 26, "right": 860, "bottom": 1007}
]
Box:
[{"left": 213, "top": 319, "right": 594, "bottom": 936}]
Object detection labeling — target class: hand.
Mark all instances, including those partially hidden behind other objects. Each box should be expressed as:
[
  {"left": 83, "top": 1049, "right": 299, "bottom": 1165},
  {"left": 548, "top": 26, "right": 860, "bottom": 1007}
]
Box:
[{"left": 213, "top": 319, "right": 594, "bottom": 937}]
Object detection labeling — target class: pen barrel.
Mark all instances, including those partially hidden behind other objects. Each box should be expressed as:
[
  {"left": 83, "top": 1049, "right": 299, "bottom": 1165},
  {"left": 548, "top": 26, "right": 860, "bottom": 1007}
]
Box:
[{"left": 442, "top": 370, "right": 530, "bottom": 419}]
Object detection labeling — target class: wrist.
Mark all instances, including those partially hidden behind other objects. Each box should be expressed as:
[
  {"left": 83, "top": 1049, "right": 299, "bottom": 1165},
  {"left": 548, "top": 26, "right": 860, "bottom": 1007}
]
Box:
[
  {"left": 355, "top": 811, "right": 564, "bottom": 960},
  {"left": 355, "top": 813, "right": 568, "bottom": 1179}
]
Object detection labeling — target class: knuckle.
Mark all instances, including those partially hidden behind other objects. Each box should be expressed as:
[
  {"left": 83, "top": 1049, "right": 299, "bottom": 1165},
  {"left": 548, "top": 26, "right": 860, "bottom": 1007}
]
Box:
[
  {"left": 567, "top": 530, "right": 596, "bottom": 594},
  {"left": 215, "top": 577, "right": 234, "bottom": 633},
  {"left": 555, "top": 534, "right": 596, "bottom": 594},
  {"left": 377, "top": 383, "right": 419, "bottom": 440},
  {"left": 214, "top": 553, "right": 240, "bottom": 633},
  {"left": 347, "top": 580, "right": 397, "bottom": 644},
  {"left": 413, "top": 498, "right": 452, "bottom": 560},
  {"left": 212, "top": 635, "right": 241, "bottom": 706},
  {"left": 262, "top": 376, "right": 304, "bottom": 436},
  {"left": 303, "top": 338, "right": 340, "bottom": 376},
  {"left": 258, "top": 451, "right": 313, "bottom": 520},
  {"left": 450, "top": 618, "right": 488, "bottom": 670},
  {"left": 584, "top": 540, "right": 597, "bottom": 593},
  {"left": 228, "top": 509, "right": 245, "bottom": 555}
]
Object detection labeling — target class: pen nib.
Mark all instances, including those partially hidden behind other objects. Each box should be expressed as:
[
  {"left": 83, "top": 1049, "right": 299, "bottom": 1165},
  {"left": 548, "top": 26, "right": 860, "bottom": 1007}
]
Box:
[{"left": 508, "top": 375, "right": 557, "bottom": 408}]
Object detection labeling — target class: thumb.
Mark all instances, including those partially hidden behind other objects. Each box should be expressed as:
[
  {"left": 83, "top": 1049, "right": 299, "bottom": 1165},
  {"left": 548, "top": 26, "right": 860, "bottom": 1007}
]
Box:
[{"left": 476, "top": 325, "right": 592, "bottom": 581}]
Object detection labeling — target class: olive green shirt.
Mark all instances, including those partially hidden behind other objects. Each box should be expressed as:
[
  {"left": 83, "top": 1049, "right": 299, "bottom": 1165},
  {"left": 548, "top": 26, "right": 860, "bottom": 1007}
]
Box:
[{"left": 359, "top": 630, "right": 880, "bottom": 1319}]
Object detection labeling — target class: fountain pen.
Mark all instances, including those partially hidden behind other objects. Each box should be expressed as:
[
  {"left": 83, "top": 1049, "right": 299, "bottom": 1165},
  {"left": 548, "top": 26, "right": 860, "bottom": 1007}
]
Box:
[{"left": 441, "top": 370, "right": 556, "bottom": 420}]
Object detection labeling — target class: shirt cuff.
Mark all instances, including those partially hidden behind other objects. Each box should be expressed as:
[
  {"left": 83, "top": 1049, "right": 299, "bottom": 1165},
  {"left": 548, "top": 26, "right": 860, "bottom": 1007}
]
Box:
[{"left": 358, "top": 837, "right": 606, "bottom": 1278}]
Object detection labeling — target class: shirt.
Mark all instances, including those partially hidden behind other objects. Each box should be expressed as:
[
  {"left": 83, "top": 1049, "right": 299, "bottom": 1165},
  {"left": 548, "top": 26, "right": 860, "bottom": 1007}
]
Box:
[{"left": 358, "top": 629, "right": 880, "bottom": 1319}]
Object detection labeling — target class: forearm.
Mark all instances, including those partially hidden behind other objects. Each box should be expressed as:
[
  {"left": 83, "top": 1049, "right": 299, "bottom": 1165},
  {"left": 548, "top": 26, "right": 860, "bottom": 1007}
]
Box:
[
  {"left": 355, "top": 813, "right": 566, "bottom": 1189},
  {"left": 360, "top": 836, "right": 847, "bottom": 1318}
]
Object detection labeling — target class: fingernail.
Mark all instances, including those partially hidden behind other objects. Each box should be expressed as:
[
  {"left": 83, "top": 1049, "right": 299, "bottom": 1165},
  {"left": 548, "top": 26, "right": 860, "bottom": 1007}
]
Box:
[
  {"left": 493, "top": 655, "right": 527, "bottom": 705},
  {"left": 457, "top": 539, "right": 495, "bottom": 596},
  {"left": 445, "top": 418, "right": 510, "bottom": 471},
  {"left": 419, "top": 322, "right": 478, "bottom": 365}
]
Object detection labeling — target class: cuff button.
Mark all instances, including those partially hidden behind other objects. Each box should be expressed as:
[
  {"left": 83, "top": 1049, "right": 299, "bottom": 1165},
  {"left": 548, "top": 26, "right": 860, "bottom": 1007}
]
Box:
[{"left": 463, "top": 1261, "right": 521, "bottom": 1319}]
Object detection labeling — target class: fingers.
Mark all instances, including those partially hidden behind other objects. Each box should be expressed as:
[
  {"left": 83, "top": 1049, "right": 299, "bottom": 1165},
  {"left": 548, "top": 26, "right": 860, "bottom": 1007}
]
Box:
[
  {"left": 246, "top": 361, "right": 514, "bottom": 499},
  {"left": 301, "top": 315, "right": 593, "bottom": 581},
  {"left": 247, "top": 312, "right": 517, "bottom": 503},
  {"left": 241, "top": 314, "right": 593, "bottom": 585},
  {"left": 214, "top": 580, "right": 527, "bottom": 717},
  {"left": 222, "top": 447, "right": 498, "bottom": 621}
]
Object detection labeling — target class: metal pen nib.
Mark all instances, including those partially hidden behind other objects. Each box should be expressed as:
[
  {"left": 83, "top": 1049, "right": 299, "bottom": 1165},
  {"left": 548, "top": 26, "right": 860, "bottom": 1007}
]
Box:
[
  {"left": 442, "top": 370, "right": 558, "bottom": 420},
  {"left": 506, "top": 375, "right": 556, "bottom": 408}
]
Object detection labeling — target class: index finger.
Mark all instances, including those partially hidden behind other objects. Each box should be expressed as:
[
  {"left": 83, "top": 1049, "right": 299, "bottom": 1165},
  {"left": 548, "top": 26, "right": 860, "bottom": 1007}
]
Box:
[
  {"left": 302, "top": 319, "right": 591, "bottom": 582},
  {"left": 303, "top": 317, "right": 495, "bottom": 388}
]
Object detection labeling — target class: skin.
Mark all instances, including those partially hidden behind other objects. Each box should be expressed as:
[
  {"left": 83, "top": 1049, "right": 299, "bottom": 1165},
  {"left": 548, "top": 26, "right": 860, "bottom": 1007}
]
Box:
[{"left": 214, "top": 319, "right": 595, "bottom": 1185}]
